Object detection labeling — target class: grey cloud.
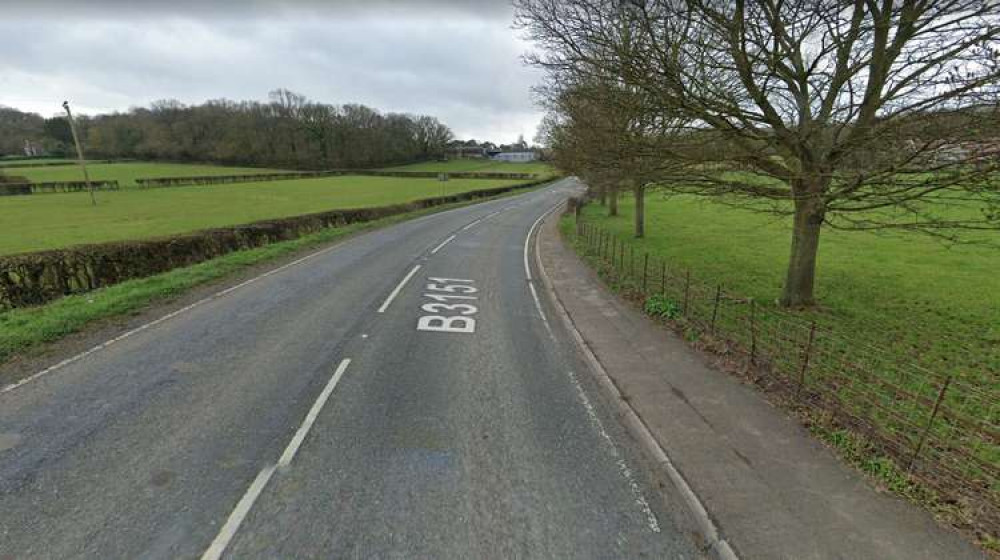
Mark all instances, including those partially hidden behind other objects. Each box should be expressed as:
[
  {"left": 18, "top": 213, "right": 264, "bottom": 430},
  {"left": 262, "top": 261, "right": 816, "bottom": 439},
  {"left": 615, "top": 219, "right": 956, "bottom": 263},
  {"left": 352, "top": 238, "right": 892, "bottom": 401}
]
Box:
[
  {"left": 0, "top": 1, "right": 543, "bottom": 143},
  {"left": 3, "top": 0, "right": 513, "bottom": 20}
]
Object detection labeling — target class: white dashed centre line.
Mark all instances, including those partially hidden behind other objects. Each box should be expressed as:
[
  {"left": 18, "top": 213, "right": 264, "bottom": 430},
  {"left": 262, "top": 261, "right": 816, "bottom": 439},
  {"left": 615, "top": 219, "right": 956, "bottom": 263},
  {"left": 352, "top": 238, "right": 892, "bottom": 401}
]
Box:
[
  {"left": 202, "top": 357, "right": 352, "bottom": 560},
  {"left": 377, "top": 264, "right": 422, "bottom": 314},
  {"left": 430, "top": 235, "right": 457, "bottom": 255}
]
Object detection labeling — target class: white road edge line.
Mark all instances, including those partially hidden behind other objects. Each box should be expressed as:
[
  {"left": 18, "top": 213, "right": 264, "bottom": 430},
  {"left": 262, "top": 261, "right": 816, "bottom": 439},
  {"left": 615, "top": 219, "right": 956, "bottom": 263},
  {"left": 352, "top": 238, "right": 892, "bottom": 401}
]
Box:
[
  {"left": 278, "top": 358, "right": 352, "bottom": 468},
  {"left": 523, "top": 202, "right": 563, "bottom": 332},
  {"left": 531, "top": 208, "right": 739, "bottom": 560},
  {"left": 377, "top": 264, "right": 422, "bottom": 313},
  {"left": 430, "top": 234, "right": 457, "bottom": 255},
  {"left": 1, "top": 241, "right": 345, "bottom": 396},
  {"left": 523, "top": 203, "right": 561, "bottom": 282},
  {"left": 201, "top": 358, "right": 352, "bottom": 560}
]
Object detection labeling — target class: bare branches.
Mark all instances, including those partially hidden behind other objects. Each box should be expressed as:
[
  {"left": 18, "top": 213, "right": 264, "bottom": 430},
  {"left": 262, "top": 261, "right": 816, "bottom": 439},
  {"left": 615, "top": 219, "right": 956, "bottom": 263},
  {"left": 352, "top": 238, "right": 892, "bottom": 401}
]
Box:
[{"left": 517, "top": 0, "right": 1000, "bottom": 305}]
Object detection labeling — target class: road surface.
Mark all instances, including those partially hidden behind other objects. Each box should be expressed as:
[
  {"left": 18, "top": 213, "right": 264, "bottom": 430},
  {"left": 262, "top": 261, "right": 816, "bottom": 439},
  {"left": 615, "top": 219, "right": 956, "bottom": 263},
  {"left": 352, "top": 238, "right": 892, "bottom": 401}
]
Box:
[{"left": 0, "top": 179, "right": 698, "bottom": 559}]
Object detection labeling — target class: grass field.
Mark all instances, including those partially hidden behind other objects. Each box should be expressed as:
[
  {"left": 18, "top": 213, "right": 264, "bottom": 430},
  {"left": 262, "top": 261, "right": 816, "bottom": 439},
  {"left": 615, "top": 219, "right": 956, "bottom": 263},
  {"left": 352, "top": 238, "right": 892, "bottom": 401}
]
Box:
[
  {"left": 568, "top": 194, "right": 999, "bottom": 381},
  {"left": 0, "top": 161, "right": 284, "bottom": 186},
  {"left": 0, "top": 175, "right": 524, "bottom": 255},
  {"left": 385, "top": 159, "right": 556, "bottom": 176}
]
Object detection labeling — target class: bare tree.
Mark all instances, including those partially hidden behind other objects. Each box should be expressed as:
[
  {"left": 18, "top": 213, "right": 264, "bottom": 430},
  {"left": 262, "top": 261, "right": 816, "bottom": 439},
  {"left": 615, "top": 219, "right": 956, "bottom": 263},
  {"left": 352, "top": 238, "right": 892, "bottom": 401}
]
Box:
[
  {"left": 543, "top": 79, "right": 688, "bottom": 236},
  {"left": 517, "top": 0, "right": 1000, "bottom": 306}
]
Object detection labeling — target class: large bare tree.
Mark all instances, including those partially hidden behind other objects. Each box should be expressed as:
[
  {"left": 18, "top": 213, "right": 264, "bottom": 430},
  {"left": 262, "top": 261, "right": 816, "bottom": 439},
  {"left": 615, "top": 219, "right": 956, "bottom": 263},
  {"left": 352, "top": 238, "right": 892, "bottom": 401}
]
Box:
[{"left": 517, "top": 0, "right": 1000, "bottom": 306}]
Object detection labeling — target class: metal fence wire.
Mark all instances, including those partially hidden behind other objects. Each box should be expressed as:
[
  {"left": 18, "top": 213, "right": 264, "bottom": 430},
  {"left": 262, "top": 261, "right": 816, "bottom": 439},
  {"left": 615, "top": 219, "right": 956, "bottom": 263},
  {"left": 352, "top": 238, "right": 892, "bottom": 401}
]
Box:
[{"left": 572, "top": 218, "right": 999, "bottom": 537}]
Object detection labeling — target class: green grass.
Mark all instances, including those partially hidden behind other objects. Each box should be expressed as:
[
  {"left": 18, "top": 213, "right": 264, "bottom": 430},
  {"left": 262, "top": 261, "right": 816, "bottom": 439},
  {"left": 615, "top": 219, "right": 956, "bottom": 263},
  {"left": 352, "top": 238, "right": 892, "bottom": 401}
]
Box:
[
  {"left": 0, "top": 189, "right": 535, "bottom": 366},
  {"left": 385, "top": 159, "right": 556, "bottom": 177},
  {"left": 0, "top": 175, "right": 522, "bottom": 255},
  {"left": 571, "top": 194, "right": 999, "bottom": 380},
  {"left": 1, "top": 161, "right": 284, "bottom": 186}
]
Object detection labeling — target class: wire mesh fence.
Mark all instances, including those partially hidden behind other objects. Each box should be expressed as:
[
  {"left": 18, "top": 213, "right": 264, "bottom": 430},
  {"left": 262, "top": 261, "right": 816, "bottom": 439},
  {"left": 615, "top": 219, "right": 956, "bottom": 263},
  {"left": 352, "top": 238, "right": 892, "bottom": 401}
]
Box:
[{"left": 572, "top": 217, "right": 999, "bottom": 537}]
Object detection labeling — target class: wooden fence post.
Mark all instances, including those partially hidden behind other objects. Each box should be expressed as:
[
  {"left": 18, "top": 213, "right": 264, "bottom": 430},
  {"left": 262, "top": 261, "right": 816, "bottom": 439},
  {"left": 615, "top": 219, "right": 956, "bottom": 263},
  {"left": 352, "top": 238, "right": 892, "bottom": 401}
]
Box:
[
  {"left": 797, "top": 321, "right": 818, "bottom": 395},
  {"left": 682, "top": 270, "right": 691, "bottom": 314},
  {"left": 907, "top": 377, "right": 953, "bottom": 472},
  {"left": 642, "top": 253, "right": 649, "bottom": 293},
  {"left": 619, "top": 239, "right": 624, "bottom": 273},
  {"left": 710, "top": 285, "right": 722, "bottom": 334},
  {"left": 630, "top": 245, "right": 635, "bottom": 280},
  {"left": 661, "top": 261, "right": 667, "bottom": 296}
]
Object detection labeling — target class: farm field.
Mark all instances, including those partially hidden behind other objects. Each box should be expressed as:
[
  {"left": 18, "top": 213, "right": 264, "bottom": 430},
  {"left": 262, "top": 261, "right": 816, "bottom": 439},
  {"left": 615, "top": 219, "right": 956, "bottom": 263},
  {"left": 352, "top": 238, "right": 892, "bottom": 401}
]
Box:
[
  {"left": 0, "top": 161, "right": 285, "bottom": 186},
  {"left": 0, "top": 175, "right": 526, "bottom": 255},
  {"left": 385, "top": 159, "right": 555, "bottom": 176},
  {"left": 568, "top": 194, "right": 1000, "bottom": 382}
]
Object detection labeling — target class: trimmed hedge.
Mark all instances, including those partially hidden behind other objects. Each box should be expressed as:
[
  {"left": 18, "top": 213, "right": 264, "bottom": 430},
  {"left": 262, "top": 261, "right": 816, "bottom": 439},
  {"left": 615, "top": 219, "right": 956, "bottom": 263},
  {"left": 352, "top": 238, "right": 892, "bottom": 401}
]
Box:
[
  {"left": 0, "top": 180, "right": 120, "bottom": 196},
  {"left": 337, "top": 170, "right": 539, "bottom": 180},
  {"left": 0, "top": 178, "right": 552, "bottom": 310},
  {"left": 0, "top": 159, "right": 127, "bottom": 169},
  {"left": 134, "top": 170, "right": 538, "bottom": 188},
  {"left": 136, "top": 172, "right": 337, "bottom": 188}
]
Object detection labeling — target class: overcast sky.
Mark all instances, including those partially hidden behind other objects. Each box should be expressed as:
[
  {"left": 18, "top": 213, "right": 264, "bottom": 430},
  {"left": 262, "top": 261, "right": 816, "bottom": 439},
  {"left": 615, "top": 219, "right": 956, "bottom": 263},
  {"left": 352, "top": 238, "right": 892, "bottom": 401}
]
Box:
[{"left": 0, "top": 0, "right": 545, "bottom": 144}]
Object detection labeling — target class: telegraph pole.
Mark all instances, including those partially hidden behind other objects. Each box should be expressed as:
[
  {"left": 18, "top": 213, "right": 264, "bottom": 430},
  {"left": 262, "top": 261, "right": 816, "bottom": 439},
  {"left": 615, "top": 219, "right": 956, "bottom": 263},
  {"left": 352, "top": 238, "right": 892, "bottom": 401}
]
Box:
[{"left": 62, "top": 101, "right": 96, "bottom": 206}]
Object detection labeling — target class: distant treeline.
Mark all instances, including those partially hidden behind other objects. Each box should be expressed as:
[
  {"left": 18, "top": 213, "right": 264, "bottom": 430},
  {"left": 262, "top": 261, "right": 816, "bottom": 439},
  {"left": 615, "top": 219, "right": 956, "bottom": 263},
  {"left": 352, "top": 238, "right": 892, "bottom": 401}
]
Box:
[{"left": 0, "top": 90, "right": 454, "bottom": 170}]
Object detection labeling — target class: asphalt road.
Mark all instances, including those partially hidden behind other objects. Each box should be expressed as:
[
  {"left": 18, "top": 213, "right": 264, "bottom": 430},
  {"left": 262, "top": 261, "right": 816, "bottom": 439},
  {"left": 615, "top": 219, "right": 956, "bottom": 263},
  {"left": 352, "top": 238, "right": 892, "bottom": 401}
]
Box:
[{"left": 0, "top": 179, "right": 698, "bottom": 559}]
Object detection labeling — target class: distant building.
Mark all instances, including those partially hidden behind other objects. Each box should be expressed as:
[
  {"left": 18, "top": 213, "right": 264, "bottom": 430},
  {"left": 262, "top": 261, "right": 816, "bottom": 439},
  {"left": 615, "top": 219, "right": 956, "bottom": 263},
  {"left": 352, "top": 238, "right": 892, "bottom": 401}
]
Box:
[
  {"left": 492, "top": 151, "right": 537, "bottom": 162},
  {"left": 447, "top": 146, "right": 487, "bottom": 159}
]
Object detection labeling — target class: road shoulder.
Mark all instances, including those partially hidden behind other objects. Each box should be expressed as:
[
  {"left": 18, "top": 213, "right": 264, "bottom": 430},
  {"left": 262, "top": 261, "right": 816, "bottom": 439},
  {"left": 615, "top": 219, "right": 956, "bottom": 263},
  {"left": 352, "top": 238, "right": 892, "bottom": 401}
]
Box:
[{"left": 536, "top": 210, "right": 984, "bottom": 560}]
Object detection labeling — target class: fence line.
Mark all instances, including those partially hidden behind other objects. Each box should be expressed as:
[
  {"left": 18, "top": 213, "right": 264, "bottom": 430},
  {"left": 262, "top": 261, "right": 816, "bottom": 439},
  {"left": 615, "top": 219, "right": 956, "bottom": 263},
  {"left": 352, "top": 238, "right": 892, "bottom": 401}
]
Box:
[
  {"left": 571, "top": 217, "right": 999, "bottom": 537},
  {"left": 0, "top": 180, "right": 120, "bottom": 196}
]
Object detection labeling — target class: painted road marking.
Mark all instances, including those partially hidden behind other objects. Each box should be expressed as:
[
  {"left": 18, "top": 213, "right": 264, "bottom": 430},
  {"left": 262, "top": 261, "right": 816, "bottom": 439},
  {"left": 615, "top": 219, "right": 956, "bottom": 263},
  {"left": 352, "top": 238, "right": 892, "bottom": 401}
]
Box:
[
  {"left": 460, "top": 218, "right": 482, "bottom": 231},
  {"left": 201, "top": 358, "right": 352, "bottom": 560},
  {"left": 278, "top": 358, "right": 352, "bottom": 468},
  {"left": 523, "top": 203, "right": 563, "bottom": 331},
  {"left": 430, "top": 235, "right": 457, "bottom": 255},
  {"left": 377, "top": 265, "right": 422, "bottom": 314},
  {"left": 417, "top": 278, "right": 479, "bottom": 334},
  {"left": 200, "top": 465, "right": 277, "bottom": 560}
]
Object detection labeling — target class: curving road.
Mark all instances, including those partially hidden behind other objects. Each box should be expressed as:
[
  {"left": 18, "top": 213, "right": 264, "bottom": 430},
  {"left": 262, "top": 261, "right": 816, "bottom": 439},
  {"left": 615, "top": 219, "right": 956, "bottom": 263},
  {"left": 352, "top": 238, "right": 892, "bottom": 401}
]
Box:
[{"left": 0, "top": 179, "right": 698, "bottom": 559}]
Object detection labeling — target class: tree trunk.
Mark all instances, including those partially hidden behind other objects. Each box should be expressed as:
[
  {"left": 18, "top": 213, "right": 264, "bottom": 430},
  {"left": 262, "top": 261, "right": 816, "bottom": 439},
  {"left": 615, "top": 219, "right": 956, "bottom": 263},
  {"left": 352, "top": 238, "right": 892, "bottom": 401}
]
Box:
[
  {"left": 780, "top": 196, "right": 826, "bottom": 307},
  {"left": 609, "top": 188, "right": 618, "bottom": 217},
  {"left": 633, "top": 182, "right": 645, "bottom": 238},
  {"left": 599, "top": 183, "right": 607, "bottom": 206}
]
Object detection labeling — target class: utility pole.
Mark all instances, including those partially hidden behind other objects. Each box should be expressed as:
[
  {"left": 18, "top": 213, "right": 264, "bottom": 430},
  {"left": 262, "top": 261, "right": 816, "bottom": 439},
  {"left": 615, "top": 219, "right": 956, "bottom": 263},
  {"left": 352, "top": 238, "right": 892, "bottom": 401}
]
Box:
[{"left": 62, "top": 100, "right": 95, "bottom": 206}]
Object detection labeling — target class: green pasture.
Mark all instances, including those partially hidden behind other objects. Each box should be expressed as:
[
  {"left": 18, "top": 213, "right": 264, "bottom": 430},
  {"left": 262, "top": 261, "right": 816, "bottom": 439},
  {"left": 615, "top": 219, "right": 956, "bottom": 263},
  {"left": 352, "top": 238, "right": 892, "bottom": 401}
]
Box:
[
  {"left": 0, "top": 161, "right": 284, "bottom": 186},
  {"left": 0, "top": 175, "right": 523, "bottom": 255},
  {"left": 567, "top": 193, "right": 999, "bottom": 383}
]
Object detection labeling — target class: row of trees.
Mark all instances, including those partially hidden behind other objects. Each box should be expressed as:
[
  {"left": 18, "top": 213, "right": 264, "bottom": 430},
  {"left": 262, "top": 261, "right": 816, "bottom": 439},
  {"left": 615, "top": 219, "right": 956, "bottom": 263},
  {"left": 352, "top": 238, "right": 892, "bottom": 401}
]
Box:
[
  {"left": 0, "top": 90, "right": 453, "bottom": 169},
  {"left": 517, "top": 0, "right": 1000, "bottom": 307}
]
